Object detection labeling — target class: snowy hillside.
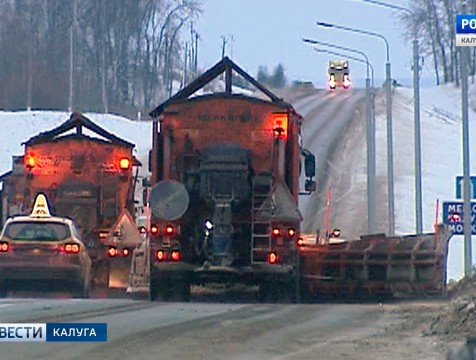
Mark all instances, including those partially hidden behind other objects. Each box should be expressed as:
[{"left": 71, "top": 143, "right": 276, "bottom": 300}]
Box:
[
  {"left": 382, "top": 84, "right": 476, "bottom": 281},
  {"left": 0, "top": 111, "right": 152, "bottom": 178}
]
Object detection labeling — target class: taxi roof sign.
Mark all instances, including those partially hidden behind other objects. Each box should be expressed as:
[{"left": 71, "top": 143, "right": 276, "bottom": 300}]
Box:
[{"left": 30, "top": 193, "right": 51, "bottom": 217}]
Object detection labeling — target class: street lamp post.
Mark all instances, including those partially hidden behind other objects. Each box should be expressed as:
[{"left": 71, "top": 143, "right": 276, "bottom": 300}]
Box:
[
  {"left": 367, "top": 2, "right": 421, "bottom": 236},
  {"left": 350, "top": 0, "right": 423, "bottom": 233},
  {"left": 460, "top": 1, "right": 472, "bottom": 276},
  {"left": 413, "top": 38, "right": 422, "bottom": 235},
  {"left": 303, "top": 38, "right": 377, "bottom": 234},
  {"left": 316, "top": 21, "right": 395, "bottom": 236},
  {"left": 461, "top": 44, "right": 472, "bottom": 275}
]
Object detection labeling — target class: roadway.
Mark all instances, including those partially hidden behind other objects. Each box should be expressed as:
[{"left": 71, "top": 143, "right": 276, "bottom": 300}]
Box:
[
  {"left": 290, "top": 87, "right": 388, "bottom": 239},
  {"left": 0, "top": 296, "right": 444, "bottom": 360}
]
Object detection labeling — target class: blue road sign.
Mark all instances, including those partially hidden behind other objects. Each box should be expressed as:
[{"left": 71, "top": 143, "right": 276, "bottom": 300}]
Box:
[
  {"left": 456, "top": 176, "right": 476, "bottom": 199},
  {"left": 442, "top": 201, "right": 476, "bottom": 235}
]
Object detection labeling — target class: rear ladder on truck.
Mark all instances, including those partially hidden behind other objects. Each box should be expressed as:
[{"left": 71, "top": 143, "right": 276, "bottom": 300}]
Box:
[
  {"left": 251, "top": 174, "right": 273, "bottom": 263},
  {"left": 251, "top": 173, "right": 298, "bottom": 302}
]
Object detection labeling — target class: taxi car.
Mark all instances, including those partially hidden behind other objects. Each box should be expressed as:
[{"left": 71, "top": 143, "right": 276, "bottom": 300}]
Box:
[{"left": 0, "top": 193, "right": 92, "bottom": 298}]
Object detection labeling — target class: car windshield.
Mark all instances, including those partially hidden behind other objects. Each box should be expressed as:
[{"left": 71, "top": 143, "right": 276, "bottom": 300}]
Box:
[{"left": 3, "top": 221, "right": 71, "bottom": 241}]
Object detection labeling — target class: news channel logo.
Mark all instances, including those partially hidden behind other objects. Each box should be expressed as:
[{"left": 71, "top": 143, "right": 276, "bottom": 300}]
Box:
[
  {"left": 0, "top": 323, "right": 107, "bottom": 342},
  {"left": 456, "top": 14, "right": 476, "bottom": 46}
]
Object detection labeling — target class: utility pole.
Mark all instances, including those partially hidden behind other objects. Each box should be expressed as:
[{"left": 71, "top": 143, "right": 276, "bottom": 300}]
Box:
[
  {"left": 100, "top": 0, "right": 108, "bottom": 114},
  {"left": 194, "top": 32, "right": 199, "bottom": 71},
  {"left": 182, "top": 42, "right": 188, "bottom": 89},
  {"left": 221, "top": 36, "right": 228, "bottom": 59},
  {"left": 69, "top": 0, "right": 77, "bottom": 112}
]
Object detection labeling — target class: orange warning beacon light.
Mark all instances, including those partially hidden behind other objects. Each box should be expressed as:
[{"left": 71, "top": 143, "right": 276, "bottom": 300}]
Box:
[{"left": 271, "top": 113, "right": 288, "bottom": 140}]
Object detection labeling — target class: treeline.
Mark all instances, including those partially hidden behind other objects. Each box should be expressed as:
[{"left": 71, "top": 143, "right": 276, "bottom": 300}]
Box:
[
  {"left": 257, "top": 64, "right": 287, "bottom": 88},
  {"left": 0, "top": 0, "right": 202, "bottom": 116},
  {"left": 404, "top": 0, "right": 476, "bottom": 85}
]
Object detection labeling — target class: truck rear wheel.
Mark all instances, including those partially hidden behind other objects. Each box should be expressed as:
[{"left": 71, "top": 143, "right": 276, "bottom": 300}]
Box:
[
  {"left": 258, "top": 280, "right": 294, "bottom": 303},
  {"left": 150, "top": 280, "right": 191, "bottom": 302},
  {"left": 172, "top": 280, "right": 191, "bottom": 302},
  {"left": 150, "top": 281, "right": 170, "bottom": 301}
]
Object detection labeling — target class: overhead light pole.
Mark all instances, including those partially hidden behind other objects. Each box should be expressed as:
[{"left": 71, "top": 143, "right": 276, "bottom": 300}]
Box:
[
  {"left": 302, "top": 38, "right": 377, "bottom": 234},
  {"left": 348, "top": 0, "right": 423, "bottom": 233},
  {"left": 460, "top": 39, "right": 472, "bottom": 275},
  {"left": 458, "top": 2, "right": 473, "bottom": 275},
  {"left": 316, "top": 21, "right": 395, "bottom": 236}
]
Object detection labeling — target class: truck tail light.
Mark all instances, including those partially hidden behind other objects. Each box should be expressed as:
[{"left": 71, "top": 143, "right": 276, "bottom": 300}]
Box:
[
  {"left": 267, "top": 251, "right": 278, "bottom": 264},
  {"left": 119, "top": 157, "right": 131, "bottom": 170},
  {"left": 108, "top": 246, "right": 118, "bottom": 257},
  {"left": 272, "top": 227, "right": 281, "bottom": 237},
  {"left": 165, "top": 225, "right": 174, "bottom": 235},
  {"left": 150, "top": 225, "right": 159, "bottom": 235},
  {"left": 287, "top": 228, "right": 296, "bottom": 237},
  {"left": 170, "top": 250, "right": 181, "bottom": 262},
  {"left": 63, "top": 243, "right": 80, "bottom": 254},
  {"left": 0, "top": 242, "right": 10, "bottom": 252},
  {"left": 156, "top": 250, "right": 166, "bottom": 261}
]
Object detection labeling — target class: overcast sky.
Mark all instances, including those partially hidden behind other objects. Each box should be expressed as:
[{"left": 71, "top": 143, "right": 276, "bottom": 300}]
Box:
[{"left": 195, "top": 0, "right": 434, "bottom": 87}]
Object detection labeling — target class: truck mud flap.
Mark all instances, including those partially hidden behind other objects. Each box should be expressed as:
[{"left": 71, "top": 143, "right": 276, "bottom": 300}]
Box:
[
  {"left": 127, "top": 241, "right": 150, "bottom": 297},
  {"left": 108, "top": 257, "right": 132, "bottom": 288}
]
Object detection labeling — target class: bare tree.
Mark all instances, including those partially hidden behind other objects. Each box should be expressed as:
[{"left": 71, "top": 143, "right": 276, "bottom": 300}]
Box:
[
  {"left": 0, "top": 0, "right": 203, "bottom": 114},
  {"left": 404, "top": 0, "right": 474, "bottom": 86}
]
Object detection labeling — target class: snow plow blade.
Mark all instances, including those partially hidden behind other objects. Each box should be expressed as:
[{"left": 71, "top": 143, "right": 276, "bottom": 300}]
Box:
[{"left": 299, "top": 224, "right": 452, "bottom": 299}]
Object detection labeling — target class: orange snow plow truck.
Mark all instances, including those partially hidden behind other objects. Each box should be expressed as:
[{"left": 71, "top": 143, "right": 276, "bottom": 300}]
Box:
[
  {"left": 0, "top": 113, "right": 143, "bottom": 289},
  {"left": 127, "top": 57, "right": 452, "bottom": 301}
]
